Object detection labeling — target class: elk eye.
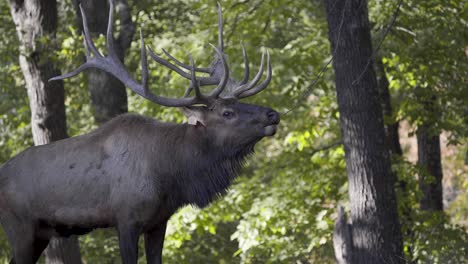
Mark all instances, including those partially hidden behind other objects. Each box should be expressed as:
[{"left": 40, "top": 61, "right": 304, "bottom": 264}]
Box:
[{"left": 222, "top": 111, "right": 234, "bottom": 119}]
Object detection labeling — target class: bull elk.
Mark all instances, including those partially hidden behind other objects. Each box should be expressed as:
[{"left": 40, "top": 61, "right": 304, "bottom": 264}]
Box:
[{"left": 0, "top": 1, "right": 279, "bottom": 263}]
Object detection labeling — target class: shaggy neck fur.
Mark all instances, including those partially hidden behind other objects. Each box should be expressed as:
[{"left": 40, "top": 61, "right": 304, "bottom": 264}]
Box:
[
  {"left": 100, "top": 115, "right": 260, "bottom": 210},
  {"left": 169, "top": 125, "right": 257, "bottom": 208}
]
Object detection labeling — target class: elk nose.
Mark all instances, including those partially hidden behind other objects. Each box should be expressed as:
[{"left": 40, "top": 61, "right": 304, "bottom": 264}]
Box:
[{"left": 267, "top": 110, "right": 280, "bottom": 124}]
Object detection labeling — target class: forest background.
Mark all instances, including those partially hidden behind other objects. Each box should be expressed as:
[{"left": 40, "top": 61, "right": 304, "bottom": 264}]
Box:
[{"left": 0, "top": 0, "right": 466, "bottom": 263}]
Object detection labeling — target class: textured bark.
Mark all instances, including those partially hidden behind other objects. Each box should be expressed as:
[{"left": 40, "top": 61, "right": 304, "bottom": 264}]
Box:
[
  {"left": 44, "top": 238, "right": 83, "bottom": 264},
  {"left": 375, "top": 57, "right": 402, "bottom": 156},
  {"left": 333, "top": 206, "right": 353, "bottom": 264},
  {"left": 9, "top": 0, "right": 68, "bottom": 144},
  {"left": 324, "top": 0, "right": 403, "bottom": 263},
  {"left": 414, "top": 87, "right": 443, "bottom": 211},
  {"left": 73, "top": 0, "right": 134, "bottom": 124},
  {"left": 8, "top": 0, "right": 83, "bottom": 263},
  {"left": 417, "top": 125, "right": 443, "bottom": 211}
]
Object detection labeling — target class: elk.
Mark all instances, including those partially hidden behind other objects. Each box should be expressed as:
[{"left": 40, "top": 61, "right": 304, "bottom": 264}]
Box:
[{"left": 0, "top": 1, "right": 279, "bottom": 264}]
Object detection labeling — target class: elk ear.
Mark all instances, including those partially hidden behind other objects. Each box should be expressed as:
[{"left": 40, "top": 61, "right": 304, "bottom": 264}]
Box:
[{"left": 182, "top": 106, "right": 207, "bottom": 127}]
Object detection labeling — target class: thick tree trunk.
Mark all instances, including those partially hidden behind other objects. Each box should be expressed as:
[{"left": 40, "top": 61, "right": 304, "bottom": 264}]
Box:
[
  {"left": 73, "top": 0, "right": 134, "bottom": 124},
  {"left": 417, "top": 126, "right": 443, "bottom": 211},
  {"left": 8, "top": 0, "right": 83, "bottom": 263},
  {"left": 414, "top": 88, "right": 443, "bottom": 211},
  {"left": 9, "top": 0, "right": 68, "bottom": 144},
  {"left": 324, "top": 0, "right": 403, "bottom": 263}
]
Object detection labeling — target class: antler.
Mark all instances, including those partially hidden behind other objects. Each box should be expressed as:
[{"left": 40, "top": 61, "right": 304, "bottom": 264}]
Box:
[
  {"left": 147, "top": 2, "right": 272, "bottom": 99},
  {"left": 50, "top": 0, "right": 229, "bottom": 107},
  {"left": 50, "top": 0, "right": 271, "bottom": 105}
]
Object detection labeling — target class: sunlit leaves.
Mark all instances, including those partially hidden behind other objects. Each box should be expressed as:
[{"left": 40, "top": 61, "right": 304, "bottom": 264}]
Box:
[{"left": 371, "top": 0, "right": 467, "bottom": 141}]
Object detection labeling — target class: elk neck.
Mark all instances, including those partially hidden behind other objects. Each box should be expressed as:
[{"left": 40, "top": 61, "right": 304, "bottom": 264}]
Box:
[{"left": 166, "top": 122, "right": 256, "bottom": 208}]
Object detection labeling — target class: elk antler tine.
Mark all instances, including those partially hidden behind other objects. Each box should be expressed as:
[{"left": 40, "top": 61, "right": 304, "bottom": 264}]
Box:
[
  {"left": 84, "top": 38, "right": 91, "bottom": 58},
  {"left": 233, "top": 50, "right": 265, "bottom": 96},
  {"left": 208, "top": 44, "right": 229, "bottom": 97},
  {"left": 49, "top": 64, "right": 91, "bottom": 82},
  {"left": 238, "top": 50, "right": 272, "bottom": 98},
  {"left": 196, "top": 76, "right": 222, "bottom": 86},
  {"left": 162, "top": 49, "right": 211, "bottom": 73},
  {"left": 183, "top": 84, "right": 193, "bottom": 98},
  {"left": 150, "top": 47, "right": 220, "bottom": 86},
  {"left": 79, "top": 4, "right": 102, "bottom": 58},
  {"left": 189, "top": 55, "right": 202, "bottom": 98},
  {"left": 148, "top": 47, "right": 192, "bottom": 80},
  {"left": 217, "top": 2, "right": 224, "bottom": 52},
  {"left": 140, "top": 29, "right": 148, "bottom": 92},
  {"left": 239, "top": 43, "right": 249, "bottom": 85},
  {"left": 106, "top": 0, "right": 116, "bottom": 56}
]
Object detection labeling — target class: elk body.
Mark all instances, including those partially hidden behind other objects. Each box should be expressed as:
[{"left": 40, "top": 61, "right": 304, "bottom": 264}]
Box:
[{"left": 0, "top": 2, "right": 279, "bottom": 264}]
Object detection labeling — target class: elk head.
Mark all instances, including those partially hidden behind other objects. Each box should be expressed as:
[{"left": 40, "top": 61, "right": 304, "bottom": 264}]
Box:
[{"left": 50, "top": 1, "right": 279, "bottom": 150}]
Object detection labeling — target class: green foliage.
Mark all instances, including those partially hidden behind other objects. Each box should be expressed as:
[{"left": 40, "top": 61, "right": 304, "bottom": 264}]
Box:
[
  {"left": 371, "top": 0, "right": 467, "bottom": 142},
  {"left": 411, "top": 212, "right": 467, "bottom": 263},
  {"left": 393, "top": 155, "right": 467, "bottom": 263},
  {"left": 0, "top": 0, "right": 466, "bottom": 263}
]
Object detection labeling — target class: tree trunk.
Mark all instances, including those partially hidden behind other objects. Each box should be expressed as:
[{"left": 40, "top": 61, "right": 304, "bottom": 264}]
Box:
[
  {"left": 375, "top": 57, "right": 402, "bottom": 156},
  {"left": 414, "top": 87, "right": 443, "bottom": 211},
  {"left": 417, "top": 123, "right": 443, "bottom": 211},
  {"left": 73, "top": 0, "right": 134, "bottom": 124},
  {"left": 8, "top": 0, "right": 83, "bottom": 263},
  {"left": 324, "top": 0, "right": 403, "bottom": 263},
  {"left": 333, "top": 206, "right": 353, "bottom": 264},
  {"left": 376, "top": 55, "right": 419, "bottom": 262},
  {"left": 44, "top": 239, "right": 83, "bottom": 264}
]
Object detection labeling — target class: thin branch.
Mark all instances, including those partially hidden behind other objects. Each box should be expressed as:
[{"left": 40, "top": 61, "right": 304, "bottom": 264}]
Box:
[
  {"left": 230, "top": 0, "right": 251, "bottom": 10},
  {"left": 225, "top": 13, "right": 240, "bottom": 46},
  {"left": 307, "top": 140, "right": 343, "bottom": 156},
  {"left": 283, "top": 0, "right": 349, "bottom": 115},
  {"left": 273, "top": 140, "right": 343, "bottom": 170},
  {"left": 352, "top": 0, "right": 403, "bottom": 85}
]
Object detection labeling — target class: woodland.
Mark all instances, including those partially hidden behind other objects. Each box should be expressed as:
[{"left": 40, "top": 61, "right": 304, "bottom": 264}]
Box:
[{"left": 0, "top": 0, "right": 466, "bottom": 263}]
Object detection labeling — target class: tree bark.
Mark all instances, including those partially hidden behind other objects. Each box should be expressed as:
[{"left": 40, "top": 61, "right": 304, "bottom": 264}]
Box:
[
  {"left": 44, "top": 238, "right": 83, "bottom": 264},
  {"left": 73, "top": 0, "right": 134, "bottom": 124},
  {"left": 8, "top": 0, "right": 83, "bottom": 263},
  {"left": 414, "top": 87, "right": 443, "bottom": 211},
  {"left": 417, "top": 128, "right": 443, "bottom": 211},
  {"left": 333, "top": 206, "right": 353, "bottom": 264},
  {"left": 375, "top": 57, "right": 402, "bottom": 156},
  {"left": 324, "top": 0, "right": 403, "bottom": 263}
]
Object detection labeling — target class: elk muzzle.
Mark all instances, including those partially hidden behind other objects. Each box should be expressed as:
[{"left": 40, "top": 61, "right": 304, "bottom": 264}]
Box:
[{"left": 264, "top": 109, "right": 280, "bottom": 136}]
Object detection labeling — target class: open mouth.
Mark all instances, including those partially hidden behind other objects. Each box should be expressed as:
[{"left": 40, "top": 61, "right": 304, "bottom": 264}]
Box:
[{"left": 264, "top": 124, "right": 278, "bottom": 136}]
